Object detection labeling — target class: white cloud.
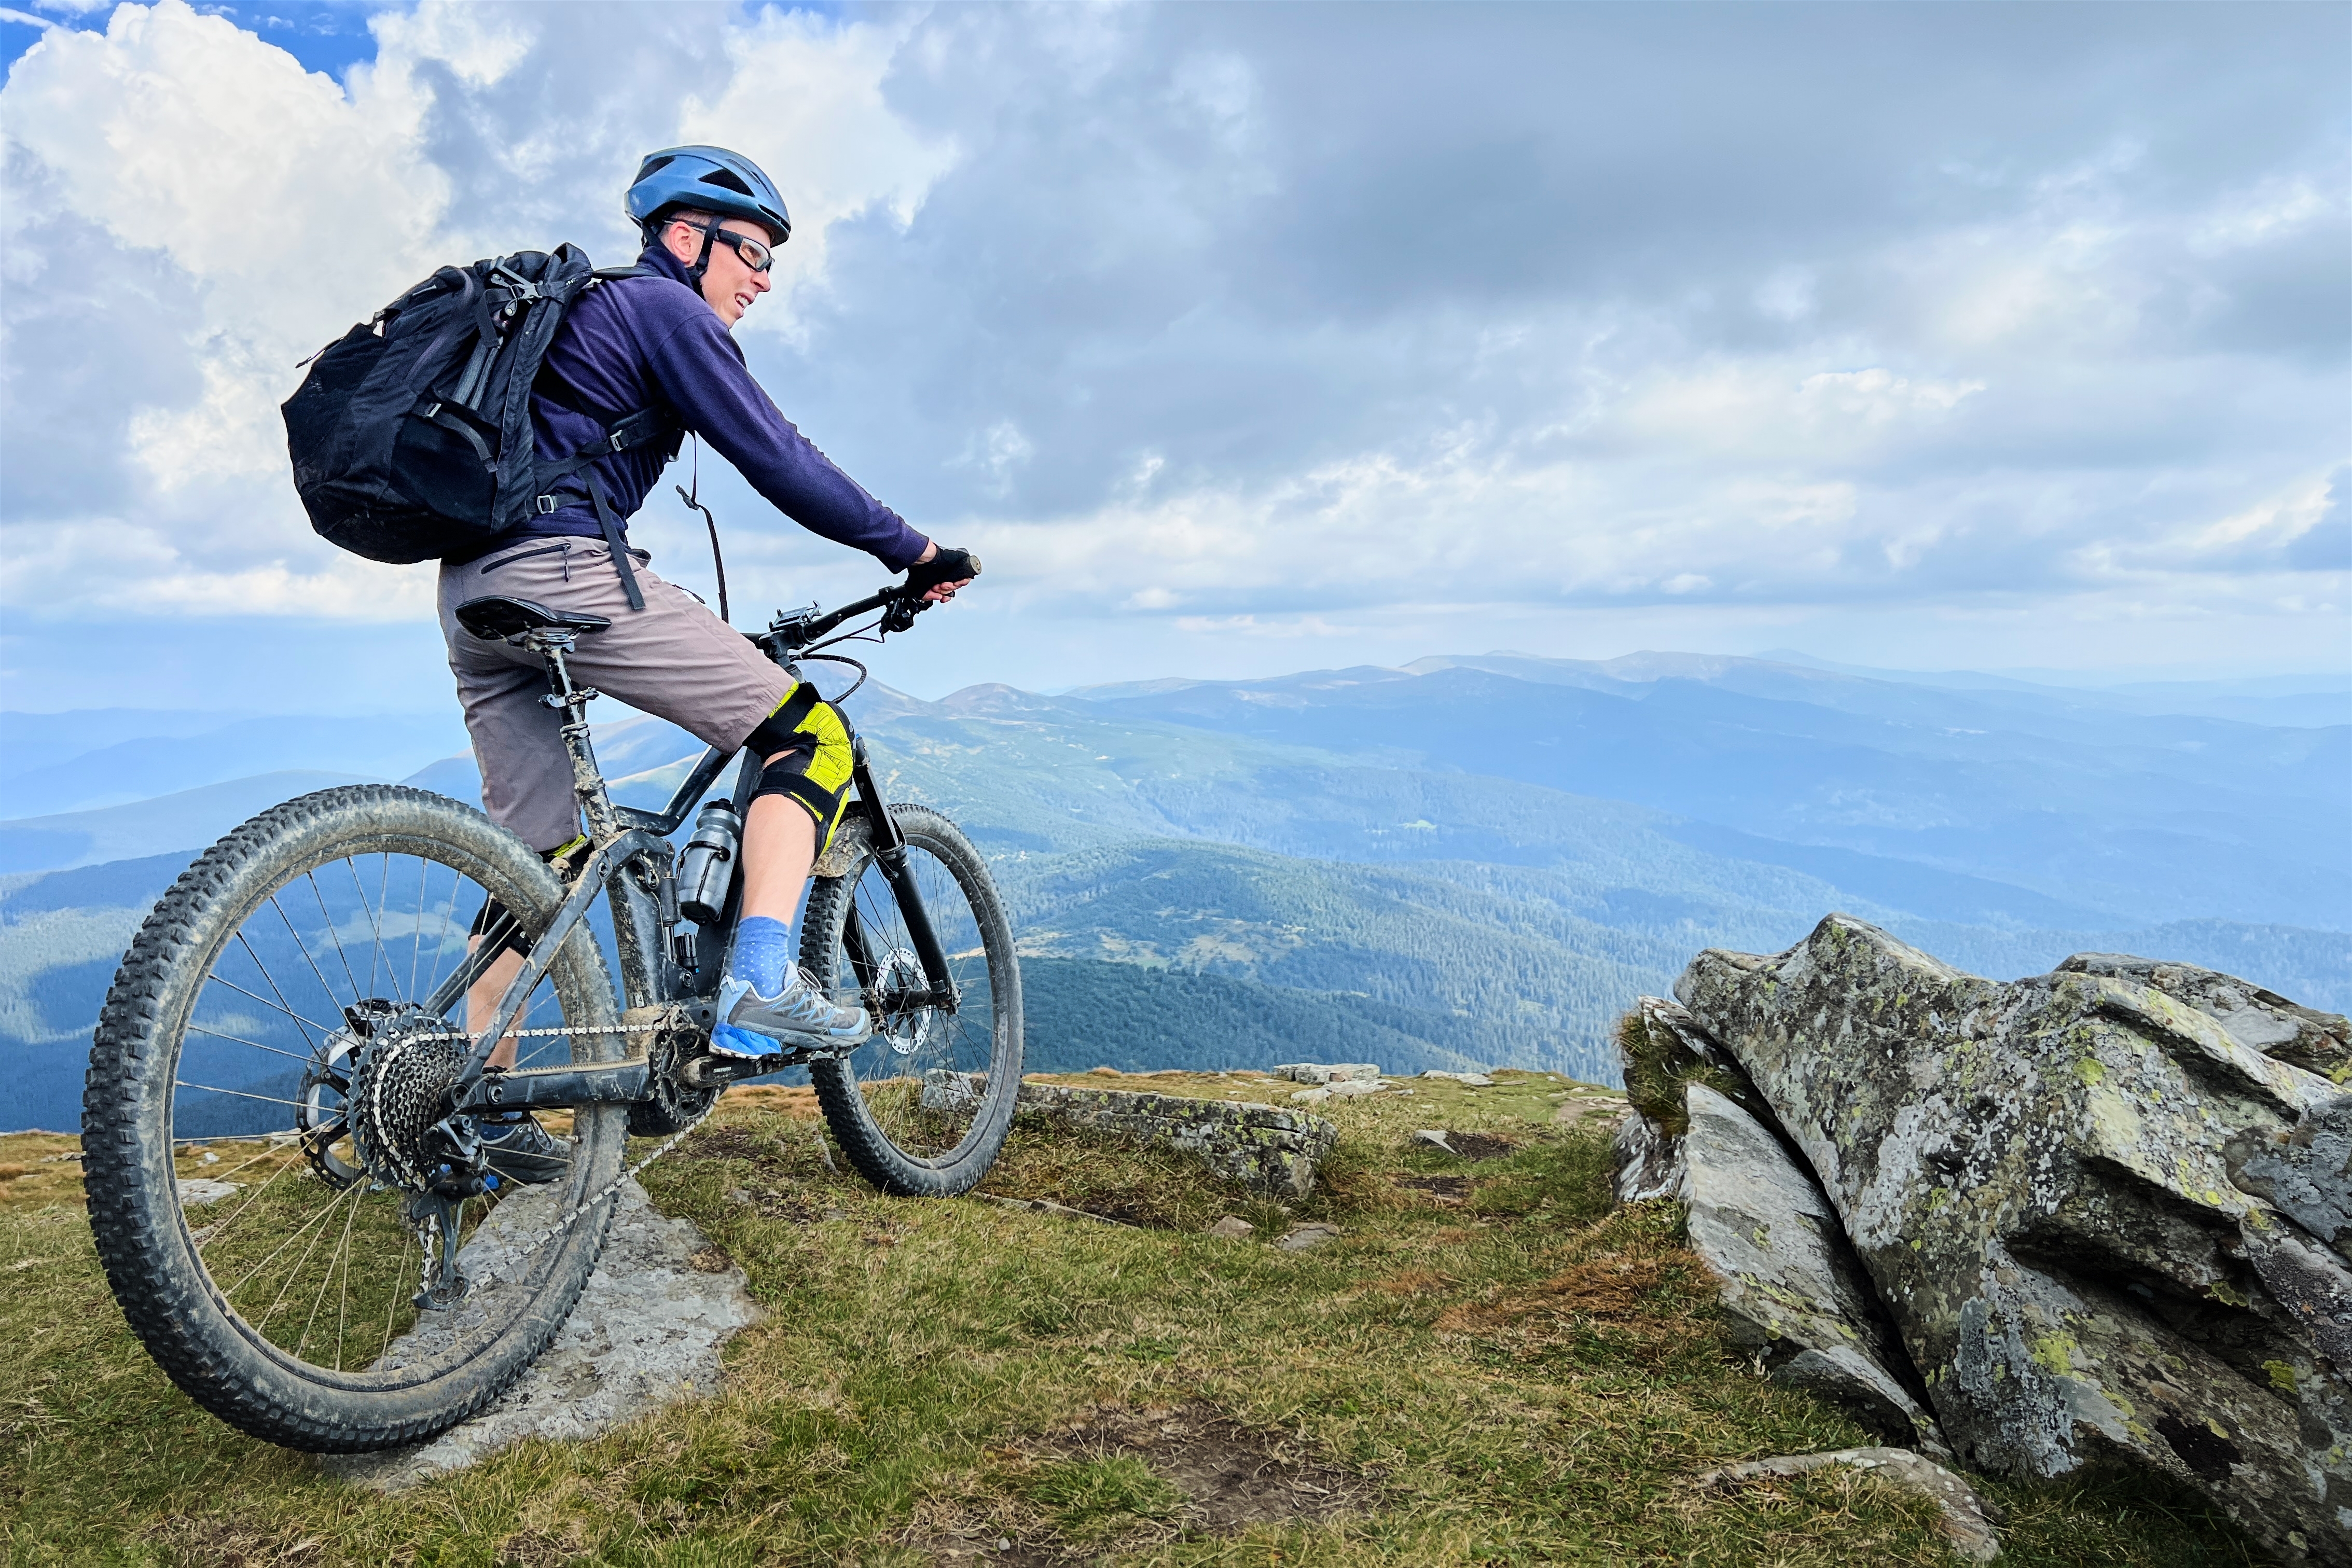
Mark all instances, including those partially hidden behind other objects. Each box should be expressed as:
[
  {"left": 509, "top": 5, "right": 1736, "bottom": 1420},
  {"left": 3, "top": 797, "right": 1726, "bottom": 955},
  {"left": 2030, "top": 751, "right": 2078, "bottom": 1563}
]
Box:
[
  {"left": 677, "top": 6, "right": 958, "bottom": 340},
  {"left": 0, "top": 0, "right": 957, "bottom": 619},
  {"left": 0, "top": 0, "right": 2342, "bottom": 686}
]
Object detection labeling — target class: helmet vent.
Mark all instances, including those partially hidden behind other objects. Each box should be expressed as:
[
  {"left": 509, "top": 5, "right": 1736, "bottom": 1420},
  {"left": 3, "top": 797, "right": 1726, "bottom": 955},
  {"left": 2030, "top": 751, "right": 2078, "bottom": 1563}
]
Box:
[
  {"left": 698, "top": 168, "right": 755, "bottom": 196},
  {"left": 635, "top": 155, "right": 676, "bottom": 179}
]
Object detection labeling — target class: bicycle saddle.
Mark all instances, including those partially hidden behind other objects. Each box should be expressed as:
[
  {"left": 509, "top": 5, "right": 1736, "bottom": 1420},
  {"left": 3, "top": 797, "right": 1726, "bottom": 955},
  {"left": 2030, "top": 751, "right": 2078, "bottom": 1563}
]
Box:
[{"left": 455, "top": 596, "right": 613, "bottom": 641}]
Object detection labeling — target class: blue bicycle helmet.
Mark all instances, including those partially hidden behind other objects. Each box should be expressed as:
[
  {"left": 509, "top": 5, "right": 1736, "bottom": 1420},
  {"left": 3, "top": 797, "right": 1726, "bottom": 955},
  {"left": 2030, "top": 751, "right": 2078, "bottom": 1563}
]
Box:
[{"left": 626, "top": 146, "right": 792, "bottom": 284}]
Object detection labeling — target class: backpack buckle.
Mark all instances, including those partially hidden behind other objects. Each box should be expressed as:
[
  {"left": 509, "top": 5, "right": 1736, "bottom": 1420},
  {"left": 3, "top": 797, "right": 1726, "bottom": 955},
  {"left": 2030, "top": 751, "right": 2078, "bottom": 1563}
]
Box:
[{"left": 535, "top": 494, "right": 561, "bottom": 515}]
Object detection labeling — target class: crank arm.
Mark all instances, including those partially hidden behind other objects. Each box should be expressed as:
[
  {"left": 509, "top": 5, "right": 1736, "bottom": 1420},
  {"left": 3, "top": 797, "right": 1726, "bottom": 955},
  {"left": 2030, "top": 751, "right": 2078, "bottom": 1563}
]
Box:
[
  {"left": 460, "top": 1058, "right": 652, "bottom": 1113},
  {"left": 678, "top": 1038, "right": 857, "bottom": 1089}
]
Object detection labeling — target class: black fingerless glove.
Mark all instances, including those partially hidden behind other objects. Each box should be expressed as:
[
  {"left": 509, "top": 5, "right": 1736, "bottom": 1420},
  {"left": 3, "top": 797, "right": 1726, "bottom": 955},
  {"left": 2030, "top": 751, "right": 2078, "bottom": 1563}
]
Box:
[{"left": 903, "top": 546, "right": 980, "bottom": 594}]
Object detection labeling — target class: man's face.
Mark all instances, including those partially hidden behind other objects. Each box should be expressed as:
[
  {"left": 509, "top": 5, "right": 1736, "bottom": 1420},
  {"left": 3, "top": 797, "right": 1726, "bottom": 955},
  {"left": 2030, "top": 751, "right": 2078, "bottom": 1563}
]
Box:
[{"left": 665, "top": 215, "right": 773, "bottom": 327}]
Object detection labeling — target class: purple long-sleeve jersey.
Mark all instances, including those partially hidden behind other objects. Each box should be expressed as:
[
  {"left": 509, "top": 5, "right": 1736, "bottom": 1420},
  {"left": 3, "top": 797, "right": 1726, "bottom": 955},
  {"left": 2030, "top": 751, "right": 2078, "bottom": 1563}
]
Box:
[{"left": 501, "top": 243, "right": 926, "bottom": 570}]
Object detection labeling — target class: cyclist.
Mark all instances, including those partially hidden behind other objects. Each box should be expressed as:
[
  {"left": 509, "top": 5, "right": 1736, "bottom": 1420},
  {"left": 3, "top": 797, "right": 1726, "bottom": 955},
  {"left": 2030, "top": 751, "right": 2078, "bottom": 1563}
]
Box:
[{"left": 440, "top": 145, "right": 974, "bottom": 1180}]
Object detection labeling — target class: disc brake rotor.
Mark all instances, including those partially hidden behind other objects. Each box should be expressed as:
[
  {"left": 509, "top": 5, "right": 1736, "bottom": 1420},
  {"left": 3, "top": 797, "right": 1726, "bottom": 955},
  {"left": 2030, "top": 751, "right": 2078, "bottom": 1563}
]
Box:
[{"left": 874, "top": 946, "right": 935, "bottom": 1057}]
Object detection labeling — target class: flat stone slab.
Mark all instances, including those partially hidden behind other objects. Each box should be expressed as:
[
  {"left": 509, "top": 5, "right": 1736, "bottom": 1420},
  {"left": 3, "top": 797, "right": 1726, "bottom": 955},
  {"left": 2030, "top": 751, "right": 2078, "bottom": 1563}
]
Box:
[
  {"left": 1680, "top": 1084, "right": 1945, "bottom": 1455},
  {"left": 321, "top": 1177, "right": 760, "bottom": 1493},
  {"left": 1273, "top": 1063, "right": 1380, "bottom": 1085},
  {"left": 1276, "top": 1223, "right": 1342, "bottom": 1253},
  {"left": 1017, "top": 1082, "right": 1337, "bottom": 1199}
]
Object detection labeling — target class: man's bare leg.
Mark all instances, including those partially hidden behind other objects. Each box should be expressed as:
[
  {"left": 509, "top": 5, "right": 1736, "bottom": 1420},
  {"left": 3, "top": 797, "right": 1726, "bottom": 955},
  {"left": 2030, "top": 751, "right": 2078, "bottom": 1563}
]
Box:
[
  {"left": 466, "top": 945, "right": 528, "bottom": 1070},
  {"left": 711, "top": 749, "right": 868, "bottom": 1054},
  {"left": 466, "top": 757, "right": 810, "bottom": 1069},
  {"left": 738, "top": 760, "right": 818, "bottom": 924}
]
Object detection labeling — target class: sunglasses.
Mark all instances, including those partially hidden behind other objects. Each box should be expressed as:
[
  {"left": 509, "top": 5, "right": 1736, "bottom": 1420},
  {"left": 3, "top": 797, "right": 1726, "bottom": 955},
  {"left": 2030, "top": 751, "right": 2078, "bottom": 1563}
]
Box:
[{"left": 678, "top": 218, "right": 775, "bottom": 273}]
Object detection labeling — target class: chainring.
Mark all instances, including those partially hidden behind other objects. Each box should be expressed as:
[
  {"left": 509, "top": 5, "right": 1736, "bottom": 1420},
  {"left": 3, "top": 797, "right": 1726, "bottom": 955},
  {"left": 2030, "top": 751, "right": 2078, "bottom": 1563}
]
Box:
[{"left": 629, "top": 1008, "right": 720, "bottom": 1137}]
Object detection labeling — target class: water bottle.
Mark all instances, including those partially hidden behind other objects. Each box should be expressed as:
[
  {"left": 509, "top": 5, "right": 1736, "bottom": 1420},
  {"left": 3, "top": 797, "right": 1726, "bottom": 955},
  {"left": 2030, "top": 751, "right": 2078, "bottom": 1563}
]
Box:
[{"left": 676, "top": 799, "right": 741, "bottom": 925}]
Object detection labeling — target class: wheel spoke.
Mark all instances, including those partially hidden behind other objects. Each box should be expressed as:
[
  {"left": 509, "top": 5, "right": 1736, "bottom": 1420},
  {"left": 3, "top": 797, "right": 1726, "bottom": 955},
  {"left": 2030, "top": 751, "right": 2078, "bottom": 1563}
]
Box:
[
  {"left": 175, "top": 1080, "right": 307, "bottom": 1112},
  {"left": 224, "top": 941, "right": 332, "bottom": 1047},
  {"left": 306, "top": 872, "right": 364, "bottom": 1003},
  {"left": 184, "top": 1024, "right": 319, "bottom": 1066},
  {"left": 270, "top": 892, "right": 350, "bottom": 1018}
]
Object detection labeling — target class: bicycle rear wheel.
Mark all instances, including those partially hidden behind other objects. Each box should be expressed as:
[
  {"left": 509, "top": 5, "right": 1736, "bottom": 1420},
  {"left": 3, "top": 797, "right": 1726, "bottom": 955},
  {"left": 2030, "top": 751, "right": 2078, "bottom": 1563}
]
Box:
[
  {"left": 81, "top": 785, "right": 627, "bottom": 1452},
  {"left": 803, "top": 804, "right": 1023, "bottom": 1196}
]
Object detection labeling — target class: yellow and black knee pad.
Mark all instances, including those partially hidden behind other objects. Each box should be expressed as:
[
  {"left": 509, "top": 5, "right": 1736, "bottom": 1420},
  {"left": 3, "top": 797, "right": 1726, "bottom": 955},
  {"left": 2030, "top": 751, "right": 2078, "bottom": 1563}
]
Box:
[{"left": 743, "top": 683, "right": 853, "bottom": 851}]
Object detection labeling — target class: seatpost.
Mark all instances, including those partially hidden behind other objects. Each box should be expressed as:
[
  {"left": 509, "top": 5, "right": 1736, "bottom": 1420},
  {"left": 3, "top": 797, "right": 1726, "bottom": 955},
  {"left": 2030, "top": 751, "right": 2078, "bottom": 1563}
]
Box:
[{"left": 529, "top": 629, "right": 618, "bottom": 842}]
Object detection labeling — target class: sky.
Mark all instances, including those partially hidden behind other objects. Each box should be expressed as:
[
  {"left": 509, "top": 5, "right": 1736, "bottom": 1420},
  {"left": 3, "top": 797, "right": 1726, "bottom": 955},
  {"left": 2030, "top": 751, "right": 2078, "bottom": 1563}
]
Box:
[{"left": 1, "top": 0, "right": 2346, "bottom": 713}]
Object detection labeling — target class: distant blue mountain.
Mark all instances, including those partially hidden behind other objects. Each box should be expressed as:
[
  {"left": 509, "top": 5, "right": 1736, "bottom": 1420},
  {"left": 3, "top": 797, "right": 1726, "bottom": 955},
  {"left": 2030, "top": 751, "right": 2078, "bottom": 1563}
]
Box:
[
  {"left": 1072, "top": 655, "right": 2349, "bottom": 928},
  {"left": 5, "top": 654, "right": 2345, "bottom": 1133},
  {"left": 0, "top": 710, "right": 466, "bottom": 818},
  {"left": 0, "top": 771, "right": 379, "bottom": 873}
]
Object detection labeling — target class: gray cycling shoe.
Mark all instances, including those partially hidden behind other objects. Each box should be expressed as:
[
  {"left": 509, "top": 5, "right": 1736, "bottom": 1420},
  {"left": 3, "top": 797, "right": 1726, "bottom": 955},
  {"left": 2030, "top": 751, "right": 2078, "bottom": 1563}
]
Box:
[
  {"left": 711, "top": 965, "right": 870, "bottom": 1059},
  {"left": 478, "top": 1113, "right": 571, "bottom": 1186}
]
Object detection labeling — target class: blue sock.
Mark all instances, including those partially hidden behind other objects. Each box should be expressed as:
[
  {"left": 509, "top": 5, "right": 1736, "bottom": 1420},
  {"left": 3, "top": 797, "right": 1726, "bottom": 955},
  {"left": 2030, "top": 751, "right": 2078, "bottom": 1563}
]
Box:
[{"left": 730, "top": 915, "right": 792, "bottom": 994}]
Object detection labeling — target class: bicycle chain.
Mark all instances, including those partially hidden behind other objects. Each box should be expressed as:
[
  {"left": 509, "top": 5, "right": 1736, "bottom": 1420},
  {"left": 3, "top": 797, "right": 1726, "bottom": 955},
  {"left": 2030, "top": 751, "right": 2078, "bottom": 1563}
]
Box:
[
  {"left": 484, "top": 1097, "right": 719, "bottom": 1270},
  {"left": 405, "top": 1019, "right": 672, "bottom": 1044}
]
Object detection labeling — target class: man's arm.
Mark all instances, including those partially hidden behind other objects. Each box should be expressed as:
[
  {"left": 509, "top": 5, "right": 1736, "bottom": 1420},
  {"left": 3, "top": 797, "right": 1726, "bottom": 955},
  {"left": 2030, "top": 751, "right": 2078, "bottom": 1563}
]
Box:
[{"left": 641, "top": 312, "right": 929, "bottom": 570}]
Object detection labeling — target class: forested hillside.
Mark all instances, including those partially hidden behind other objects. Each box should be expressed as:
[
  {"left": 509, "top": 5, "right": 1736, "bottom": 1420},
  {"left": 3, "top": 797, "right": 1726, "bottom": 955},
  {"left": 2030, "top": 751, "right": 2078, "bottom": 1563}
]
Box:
[{"left": 4, "top": 653, "right": 2346, "bottom": 1131}]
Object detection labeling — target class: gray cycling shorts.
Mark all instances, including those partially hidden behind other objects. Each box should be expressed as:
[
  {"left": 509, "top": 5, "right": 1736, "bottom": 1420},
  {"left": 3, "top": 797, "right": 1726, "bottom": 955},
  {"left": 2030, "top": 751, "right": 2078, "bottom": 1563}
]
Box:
[{"left": 437, "top": 538, "right": 789, "bottom": 851}]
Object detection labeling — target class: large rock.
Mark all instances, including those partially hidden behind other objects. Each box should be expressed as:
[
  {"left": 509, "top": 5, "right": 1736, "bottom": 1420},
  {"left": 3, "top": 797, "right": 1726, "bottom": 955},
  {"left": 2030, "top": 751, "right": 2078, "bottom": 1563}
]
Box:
[
  {"left": 2229, "top": 1096, "right": 2352, "bottom": 1257},
  {"left": 1678, "top": 1083, "right": 1947, "bottom": 1456},
  {"left": 322, "top": 1177, "right": 762, "bottom": 1492},
  {"left": 1679, "top": 914, "right": 2350, "bottom": 1567},
  {"left": 1611, "top": 995, "right": 1770, "bottom": 1202},
  {"left": 1016, "top": 1082, "right": 1337, "bottom": 1200},
  {"left": 2057, "top": 952, "right": 2350, "bottom": 1083}
]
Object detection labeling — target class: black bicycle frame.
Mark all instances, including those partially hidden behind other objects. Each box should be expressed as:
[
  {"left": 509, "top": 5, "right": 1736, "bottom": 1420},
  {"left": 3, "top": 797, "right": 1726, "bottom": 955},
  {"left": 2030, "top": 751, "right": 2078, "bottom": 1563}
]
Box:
[{"left": 440, "top": 602, "right": 960, "bottom": 1117}]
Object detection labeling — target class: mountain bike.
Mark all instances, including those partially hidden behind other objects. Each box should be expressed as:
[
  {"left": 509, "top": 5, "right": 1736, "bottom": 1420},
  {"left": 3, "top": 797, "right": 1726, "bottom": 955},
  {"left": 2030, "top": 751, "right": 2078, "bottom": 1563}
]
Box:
[{"left": 81, "top": 578, "right": 1022, "bottom": 1452}]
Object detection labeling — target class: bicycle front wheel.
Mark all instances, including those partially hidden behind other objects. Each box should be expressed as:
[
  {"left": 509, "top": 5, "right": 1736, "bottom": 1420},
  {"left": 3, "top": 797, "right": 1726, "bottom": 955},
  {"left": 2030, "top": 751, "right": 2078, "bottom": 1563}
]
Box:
[
  {"left": 81, "top": 785, "right": 628, "bottom": 1452},
  {"left": 804, "top": 803, "right": 1023, "bottom": 1196}
]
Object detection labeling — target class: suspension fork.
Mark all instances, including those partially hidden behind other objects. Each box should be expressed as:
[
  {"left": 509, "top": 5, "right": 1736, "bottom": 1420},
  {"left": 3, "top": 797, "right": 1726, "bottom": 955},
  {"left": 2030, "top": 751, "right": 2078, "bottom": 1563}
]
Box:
[{"left": 848, "top": 737, "right": 960, "bottom": 1009}]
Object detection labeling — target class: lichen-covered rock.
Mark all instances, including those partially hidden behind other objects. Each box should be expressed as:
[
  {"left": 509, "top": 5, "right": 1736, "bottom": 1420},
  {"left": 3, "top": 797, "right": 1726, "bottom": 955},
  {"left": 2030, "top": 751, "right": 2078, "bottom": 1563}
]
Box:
[
  {"left": 1274, "top": 1063, "right": 1380, "bottom": 1085},
  {"left": 1679, "top": 1083, "right": 1947, "bottom": 1455},
  {"left": 1017, "top": 1083, "right": 1337, "bottom": 1199},
  {"left": 2057, "top": 952, "right": 2351, "bottom": 1083},
  {"left": 1620, "top": 995, "right": 1777, "bottom": 1133},
  {"left": 1679, "top": 915, "right": 2349, "bottom": 1567},
  {"left": 1612, "top": 1105, "right": 1683, "bottom": 1202},
  {"left": 1611, "top": 995, "right": 1776, "bottom": 1202},
  {"left": 2229, "top": 1096, "right": 2352, "bottom": 1259}
]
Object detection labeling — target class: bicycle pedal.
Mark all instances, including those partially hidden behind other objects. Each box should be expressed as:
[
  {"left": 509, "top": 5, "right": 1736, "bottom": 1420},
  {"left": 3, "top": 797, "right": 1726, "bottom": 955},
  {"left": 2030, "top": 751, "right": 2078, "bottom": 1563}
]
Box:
[{"left": 679, "top": 1051, "right": 786, "bottom": 1089}]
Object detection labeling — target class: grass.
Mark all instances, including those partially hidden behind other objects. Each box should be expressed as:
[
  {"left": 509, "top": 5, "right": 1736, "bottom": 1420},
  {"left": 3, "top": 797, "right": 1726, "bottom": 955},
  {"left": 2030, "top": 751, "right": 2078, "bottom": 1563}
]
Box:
[{"left": 1, "top": 1070, "right": 2264, "bottom": 1565}]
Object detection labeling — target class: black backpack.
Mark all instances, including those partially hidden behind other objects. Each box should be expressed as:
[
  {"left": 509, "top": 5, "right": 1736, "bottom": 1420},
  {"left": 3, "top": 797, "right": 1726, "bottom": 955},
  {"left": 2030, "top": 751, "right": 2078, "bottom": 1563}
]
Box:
[{"left": 282, "top": 246, "right": 670, "bottom": 606}]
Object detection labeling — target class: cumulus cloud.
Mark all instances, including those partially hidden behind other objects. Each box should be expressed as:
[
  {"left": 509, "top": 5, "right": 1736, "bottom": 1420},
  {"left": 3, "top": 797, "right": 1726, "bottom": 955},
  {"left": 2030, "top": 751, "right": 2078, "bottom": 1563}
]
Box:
[
  {"left": 0, "top": 0, "right": 2344, "bottom": 684},
  {"left": 0, "top": 0, "right": 953, "bottom": 618}
]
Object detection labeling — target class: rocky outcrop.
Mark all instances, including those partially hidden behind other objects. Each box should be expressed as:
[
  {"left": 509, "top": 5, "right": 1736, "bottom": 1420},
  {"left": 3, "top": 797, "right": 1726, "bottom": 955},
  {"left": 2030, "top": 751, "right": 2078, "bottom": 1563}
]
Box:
[
  {"left": 2230, "top": 1096, "right": 2352, "bottom": 1256},
  {"left": 1677, "top": 1083, "right": 1946, "bottom": 1456},
  {"left": 2056, "top": 952, "right": 2350, "bottom": 1083},
  {"left": 1612, "top": 995, "right": 1760, "bottom": 1202},
  {"left": 1016, "top": 1082, "right": 1337, "bottom": 1200},
  {"left": 323, "top": 1177, "right": 761, "bottom": 1492},
  {"left": 1663, "top": 915, "right": 2349, "bottom": 1567}
]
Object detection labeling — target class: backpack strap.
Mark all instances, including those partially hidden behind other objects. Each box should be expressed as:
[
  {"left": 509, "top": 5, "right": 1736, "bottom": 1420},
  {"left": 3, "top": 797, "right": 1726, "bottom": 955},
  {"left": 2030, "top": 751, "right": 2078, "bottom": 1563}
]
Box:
[
  {"left": 515, "top": 266, "right": 673, "bottom": 612},
  {"left": 530, "top": 406, "right": 672, "bottom": 612}
]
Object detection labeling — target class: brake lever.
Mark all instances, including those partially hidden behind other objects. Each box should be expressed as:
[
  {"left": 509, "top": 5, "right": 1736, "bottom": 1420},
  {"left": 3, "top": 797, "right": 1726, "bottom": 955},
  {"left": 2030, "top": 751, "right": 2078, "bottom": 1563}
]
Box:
[{"left": 879, "top": 592, "right": 929, "bottom": 636}]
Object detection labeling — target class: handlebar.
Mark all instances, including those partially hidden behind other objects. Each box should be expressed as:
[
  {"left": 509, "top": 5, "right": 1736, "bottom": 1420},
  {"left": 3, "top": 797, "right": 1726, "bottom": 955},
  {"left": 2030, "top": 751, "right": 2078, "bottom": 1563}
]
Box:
[{"left": 754, "top": 552, "right": 983, "bottom": 655}]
